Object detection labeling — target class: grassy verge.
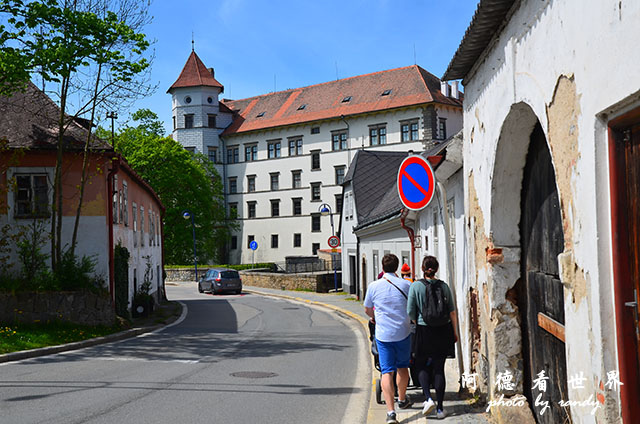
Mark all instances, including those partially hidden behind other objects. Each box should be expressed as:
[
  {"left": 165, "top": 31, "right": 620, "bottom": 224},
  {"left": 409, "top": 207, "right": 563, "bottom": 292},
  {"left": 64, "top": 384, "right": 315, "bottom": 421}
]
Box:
[
  {"left": 1, "top": 300, "right": 183, "bottom": 355},
  {"left": 0, "top": 321, "right": 125, "bottom": 354}
]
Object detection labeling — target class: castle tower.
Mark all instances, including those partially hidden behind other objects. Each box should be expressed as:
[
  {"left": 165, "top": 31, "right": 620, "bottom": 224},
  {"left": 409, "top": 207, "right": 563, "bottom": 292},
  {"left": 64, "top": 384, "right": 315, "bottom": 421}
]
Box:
[{"left": 167, "top": 51, "right": 231, "bottom": 168}]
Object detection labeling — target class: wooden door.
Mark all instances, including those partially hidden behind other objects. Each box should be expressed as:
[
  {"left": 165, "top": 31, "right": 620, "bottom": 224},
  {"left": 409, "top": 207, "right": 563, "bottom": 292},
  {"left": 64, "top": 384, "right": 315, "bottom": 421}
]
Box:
[
  {"left": 519, "top": 123, "right": 571, "bottom": 423},
  {"left": 609, "top": 109, "right": 640, "bottom": 422}
]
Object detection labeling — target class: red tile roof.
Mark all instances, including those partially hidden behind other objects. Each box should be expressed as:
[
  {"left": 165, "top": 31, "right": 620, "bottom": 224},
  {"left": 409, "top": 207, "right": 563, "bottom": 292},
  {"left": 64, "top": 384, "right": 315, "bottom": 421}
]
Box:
[
  {"left": 220, "top": 65, "right": 462, "bottom": 136},
  {"left": 167, "top": 51, "right": 224, "bottom": 93}
]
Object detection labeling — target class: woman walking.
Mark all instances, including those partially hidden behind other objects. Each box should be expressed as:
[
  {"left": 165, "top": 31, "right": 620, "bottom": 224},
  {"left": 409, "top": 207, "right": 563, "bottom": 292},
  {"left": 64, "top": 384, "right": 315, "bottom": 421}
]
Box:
[{"left": 407, "top": 256, "right": 459, "bottom": 419}]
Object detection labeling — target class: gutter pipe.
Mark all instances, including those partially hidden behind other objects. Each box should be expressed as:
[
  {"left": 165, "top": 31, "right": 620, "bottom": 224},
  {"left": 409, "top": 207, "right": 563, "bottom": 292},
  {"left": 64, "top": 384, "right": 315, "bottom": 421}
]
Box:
[{"left": 106, "top": 156, "right": 120, "bottom": 306}]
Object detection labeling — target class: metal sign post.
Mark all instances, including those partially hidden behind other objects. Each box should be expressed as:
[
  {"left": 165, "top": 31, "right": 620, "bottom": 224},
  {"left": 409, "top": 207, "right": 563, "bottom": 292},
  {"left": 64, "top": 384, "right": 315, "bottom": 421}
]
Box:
[{"left": 250, "top": 240, "right": 258, "bottom": 269}]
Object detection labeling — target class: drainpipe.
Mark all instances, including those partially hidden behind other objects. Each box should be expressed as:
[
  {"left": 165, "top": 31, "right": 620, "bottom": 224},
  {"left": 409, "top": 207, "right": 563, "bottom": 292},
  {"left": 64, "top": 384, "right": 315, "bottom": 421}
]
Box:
[
  {"left": 400, "top": 208, "right": 415, "bottom": 281},
  {"left": 107, "top": 156, "right": 120, "bottom": 307}
]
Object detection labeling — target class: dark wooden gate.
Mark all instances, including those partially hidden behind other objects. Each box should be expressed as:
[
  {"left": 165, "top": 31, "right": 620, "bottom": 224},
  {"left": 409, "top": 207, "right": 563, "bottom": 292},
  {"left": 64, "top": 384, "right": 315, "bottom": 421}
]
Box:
[
  {"left": 609, "top": 109, "right": 640, "bottom": 422},
  {"left": 519, "top": 123, "right": 571, "bottom": 423}
]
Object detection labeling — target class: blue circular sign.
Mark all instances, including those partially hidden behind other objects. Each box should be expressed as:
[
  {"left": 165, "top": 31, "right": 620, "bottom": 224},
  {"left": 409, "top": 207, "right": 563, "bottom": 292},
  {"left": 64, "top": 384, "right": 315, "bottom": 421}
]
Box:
[
  {"left": 249, "top": 241, "right": 258, "bottom": 250},
  {"left": 397, "top": 155, "right": 436, "bottom": 210}
]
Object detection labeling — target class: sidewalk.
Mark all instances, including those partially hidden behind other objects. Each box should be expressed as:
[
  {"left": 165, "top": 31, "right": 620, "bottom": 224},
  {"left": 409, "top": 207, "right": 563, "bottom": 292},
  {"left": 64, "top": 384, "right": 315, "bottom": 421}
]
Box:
[{"left": 243, "top": 286, "right": 490, "bottom": 424}]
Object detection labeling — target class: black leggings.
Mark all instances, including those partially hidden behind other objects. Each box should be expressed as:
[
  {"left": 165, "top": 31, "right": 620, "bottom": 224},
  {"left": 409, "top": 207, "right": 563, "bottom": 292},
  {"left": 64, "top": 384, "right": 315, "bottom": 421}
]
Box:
[{"left": 414, "top": 354, "right": 446, "bottom": 410}]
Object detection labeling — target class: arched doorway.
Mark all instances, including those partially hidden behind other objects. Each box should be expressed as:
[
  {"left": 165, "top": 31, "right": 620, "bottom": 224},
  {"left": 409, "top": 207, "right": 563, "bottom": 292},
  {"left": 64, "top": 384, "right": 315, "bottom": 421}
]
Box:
[{"left": 519, "top": 123, "right": 570, "bottom": 423}]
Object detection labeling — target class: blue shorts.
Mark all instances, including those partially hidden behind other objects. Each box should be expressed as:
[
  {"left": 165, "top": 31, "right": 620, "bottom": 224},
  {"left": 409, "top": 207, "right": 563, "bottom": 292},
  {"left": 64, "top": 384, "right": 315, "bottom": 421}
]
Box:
[{"left": 376, "top": 335, "right": 411, "bottom": 374}]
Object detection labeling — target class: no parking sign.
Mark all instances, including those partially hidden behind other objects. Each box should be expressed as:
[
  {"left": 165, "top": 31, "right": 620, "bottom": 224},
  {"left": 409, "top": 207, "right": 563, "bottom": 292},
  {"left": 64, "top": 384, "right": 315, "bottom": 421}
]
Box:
[{"left": 397, "top": 155, "right": 436, "bottom": 210}]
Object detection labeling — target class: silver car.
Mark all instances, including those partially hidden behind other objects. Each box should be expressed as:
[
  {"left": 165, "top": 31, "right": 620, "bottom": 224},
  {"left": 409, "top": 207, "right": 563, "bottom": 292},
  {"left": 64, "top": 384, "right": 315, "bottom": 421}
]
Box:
[{"left": 198, "top": 268, "right": 243, "bottom": 295}]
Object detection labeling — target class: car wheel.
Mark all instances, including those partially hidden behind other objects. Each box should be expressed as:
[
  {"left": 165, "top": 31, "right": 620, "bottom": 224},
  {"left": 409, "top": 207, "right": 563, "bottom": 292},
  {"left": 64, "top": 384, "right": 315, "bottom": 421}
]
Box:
[
  {"left": 235, "top": 289, "right": 241, "bottom": 295},
  {"left": 198, "top": 283, "right": 203, "bottom": 293}
]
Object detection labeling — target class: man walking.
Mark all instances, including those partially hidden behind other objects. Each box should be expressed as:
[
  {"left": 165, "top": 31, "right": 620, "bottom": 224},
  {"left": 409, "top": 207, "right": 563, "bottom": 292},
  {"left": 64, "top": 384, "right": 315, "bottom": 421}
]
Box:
[{"left": 364, "top": 254, "right": 412, "bottom": 423}]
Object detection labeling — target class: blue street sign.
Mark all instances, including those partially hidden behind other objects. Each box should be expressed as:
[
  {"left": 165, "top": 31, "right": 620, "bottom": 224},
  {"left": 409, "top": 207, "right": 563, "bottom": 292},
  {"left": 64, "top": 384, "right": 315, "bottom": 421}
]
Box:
[
  {"left": 249, "top": 240, "right": 258, "bottom": 250},
  {"left": 397, "top": 155, "right": 436, "bottom": 210}
]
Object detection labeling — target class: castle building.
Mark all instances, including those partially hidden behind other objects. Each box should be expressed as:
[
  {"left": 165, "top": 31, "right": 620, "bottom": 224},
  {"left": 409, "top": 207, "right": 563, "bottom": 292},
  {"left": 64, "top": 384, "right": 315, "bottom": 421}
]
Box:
[{"left": 168, "top": 51, "right": 463, "bottom": 265}]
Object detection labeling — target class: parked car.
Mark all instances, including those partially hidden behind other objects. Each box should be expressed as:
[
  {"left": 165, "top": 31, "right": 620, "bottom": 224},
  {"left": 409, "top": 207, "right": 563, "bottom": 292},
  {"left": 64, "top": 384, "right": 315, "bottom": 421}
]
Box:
[{"left": 198, "top": 268, "right": 242, "bottom": 295}]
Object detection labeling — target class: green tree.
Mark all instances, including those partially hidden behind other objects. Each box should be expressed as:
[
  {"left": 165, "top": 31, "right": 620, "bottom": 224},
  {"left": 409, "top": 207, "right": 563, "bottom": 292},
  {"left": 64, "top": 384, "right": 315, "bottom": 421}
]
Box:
[
  {"left": 0, "top": 0, "right": 154, "bottom": 268},
  {"left": 104, "top": 110, "right": 232, "bottom": 264}
]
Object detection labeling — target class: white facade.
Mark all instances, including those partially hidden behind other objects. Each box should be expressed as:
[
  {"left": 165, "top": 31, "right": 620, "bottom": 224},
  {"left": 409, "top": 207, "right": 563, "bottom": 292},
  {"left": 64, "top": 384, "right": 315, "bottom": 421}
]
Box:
[{"left": 450, "top": 0, "right": 640, "bottom": 422}]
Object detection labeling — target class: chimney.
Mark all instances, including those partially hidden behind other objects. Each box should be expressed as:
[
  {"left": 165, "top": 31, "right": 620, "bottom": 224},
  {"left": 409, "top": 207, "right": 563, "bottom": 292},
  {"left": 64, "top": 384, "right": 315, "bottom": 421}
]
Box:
[
  {"left": 208, "top": 67, "right": 215, "bottom": 78},
  {"left": 440, "top": 81, "right": 450, "bottom": 97},
  {"left": 451, "top": 81, "right": 459, "bottom": 99}
]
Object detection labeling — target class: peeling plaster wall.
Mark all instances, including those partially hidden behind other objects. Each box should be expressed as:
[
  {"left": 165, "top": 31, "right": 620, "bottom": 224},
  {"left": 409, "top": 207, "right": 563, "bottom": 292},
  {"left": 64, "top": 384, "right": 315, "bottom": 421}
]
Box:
[{"left": 461, "top": 0, "right": 640, "bottom": 422}]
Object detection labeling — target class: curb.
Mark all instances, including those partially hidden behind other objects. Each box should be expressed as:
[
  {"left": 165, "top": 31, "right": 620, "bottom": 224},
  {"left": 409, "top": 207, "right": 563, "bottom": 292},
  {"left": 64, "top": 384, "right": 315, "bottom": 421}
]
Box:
[{"left": 0, "top": 304, "right": 184, "bottom": 364}]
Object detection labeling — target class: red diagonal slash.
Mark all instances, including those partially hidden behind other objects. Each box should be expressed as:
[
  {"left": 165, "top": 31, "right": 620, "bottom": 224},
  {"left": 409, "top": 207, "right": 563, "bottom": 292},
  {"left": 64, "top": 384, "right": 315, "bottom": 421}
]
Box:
[{"left": 401, "top": 170, "right": 428, "bottom": 197}]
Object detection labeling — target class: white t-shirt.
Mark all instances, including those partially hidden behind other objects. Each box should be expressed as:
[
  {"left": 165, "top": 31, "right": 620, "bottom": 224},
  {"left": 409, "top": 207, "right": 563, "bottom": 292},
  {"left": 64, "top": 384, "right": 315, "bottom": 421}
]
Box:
[{"left": 363, "top": 273, "right": 411, "bottom": 342}]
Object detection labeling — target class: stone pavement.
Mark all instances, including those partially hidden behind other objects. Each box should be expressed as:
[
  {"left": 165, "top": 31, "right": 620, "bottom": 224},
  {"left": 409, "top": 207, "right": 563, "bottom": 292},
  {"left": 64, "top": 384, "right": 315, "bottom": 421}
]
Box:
[{"left": 243, "top": 286, "right": 491, "bottom": 424}]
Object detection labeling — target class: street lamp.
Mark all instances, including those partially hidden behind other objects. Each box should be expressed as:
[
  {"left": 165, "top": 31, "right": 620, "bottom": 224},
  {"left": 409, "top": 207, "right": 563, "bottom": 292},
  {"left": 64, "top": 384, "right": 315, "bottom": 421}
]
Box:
[
  {"left": 319, "top": 203, "right": 338, "bottom": 292},
  {"left": 182, "top": 210, "right": 198, "bottom": 282},
  {"left": 106, "top": 112, "right": 118, "bottom": 147}
]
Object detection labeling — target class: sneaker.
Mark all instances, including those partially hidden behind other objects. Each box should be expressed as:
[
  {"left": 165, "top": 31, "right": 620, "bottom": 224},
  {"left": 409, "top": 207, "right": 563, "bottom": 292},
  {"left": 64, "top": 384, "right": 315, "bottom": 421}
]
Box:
[
  {"left": 422, "top": 398, "right": 436, "bottom": 416},
  {"left": 436, "top": 409, "right": 446, "bottom": 419},
  {"left": 386, "top": 411, "right": 398, "bottom": 424},
  {"left": 398, "top": 398, "right": 413, "bottom": 409}
]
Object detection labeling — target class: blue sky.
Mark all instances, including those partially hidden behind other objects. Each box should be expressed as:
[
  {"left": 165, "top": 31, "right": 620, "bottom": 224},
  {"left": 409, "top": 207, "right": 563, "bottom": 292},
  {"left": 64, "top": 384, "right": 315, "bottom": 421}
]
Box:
[{"left": 135, "top": 0, "right": 480, "bottom": 135}]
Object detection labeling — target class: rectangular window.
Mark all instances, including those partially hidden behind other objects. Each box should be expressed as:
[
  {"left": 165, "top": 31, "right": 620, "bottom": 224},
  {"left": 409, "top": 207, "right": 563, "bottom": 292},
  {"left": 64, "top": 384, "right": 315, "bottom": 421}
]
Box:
[
  {"left": 271, "top": 234, "right": 279, "bottom": 248},
  {"left": 268, "top": 141, "right": 281, "bottom": 158},
  {"left": 331, "top": 130, "right": 348, "bottom": 151},
  {"left": 227, "top": 146, "right": 239, "bottom": 164},
  {"left": 293, "top": 233, "right": 302, "bottom": 247},
  {"left": 15, "top": 174, "right": 49, "bottom": 218},
  {"left": 184, "top": 114, "right": 194, "bottom": 129},
  {"left": 230, "top": 235, "right": 238, "bottom": 250},
  {"left": 438, "top": 117, "right": 447, "bottom": 140},
  {"left": 185, "top": 146, "right": 195, "bottom": 154},
  {"left": 228, "top": 177, "right": 237, "bottom": 194},
  {"left": 311, "top": 183, "right": 321, "bottom": 201},
  {"left": 310, "top": 127, "right": 320, "bottom": 134},
  {"left": 334, "top": 166, "right": 345, "bottom": 185},
  {"left": 247, "top": 201, "right": 256, "bottom": 219},
  {"left": 245, "top": 144, "right": 258, "bottom": 162},
  {"left": 229, "top": 202, "right": 238, "bottom": 219},
  {"left": 402, "top": 120, "right": 419, "bottom": 141},
  {"left": 208, "top": 147, "right": 217, "bottom": 163},
  {"left": 292, "top": 198, "right": 302, "bottom": 216},
  {"left": 369, "top": 124, "right": 387, "bottom": 145},
  {"left": 288, "top": 137, "right": 303, "bottom": 156},
  {"left": 208, "top": 114, "right": 216, "bottom": 128},
  {"left": 335, "top": 194, "right": 343, "bottom": 214},
  {"left": 140, "top": 206, "right": 145, "bottom": 247},
  {"left": 119, "top": 183, "right": 124, "bottom": 223},
  {"left": 270, "top": 199, "right": 280, "bottom": 217},
  {"left": 132, "top": 203, "right": 137, "bottom": 247},
  {"left": 123, "top": 181, "right": 128, "bottom": 226},
  {"left": 172, "top": 116, "right": 176, "bottom": 130},
  {"left": 311, "top": 213, "right": 321, "bottom": 232},
  {"left": 149, "top": 209, "right": 153, "bottom": 245},
  {"left": 373, "top": 252, "right": 379, "bottom": 279},
  {"left": 311, "top": 151, "right": 320, "bottom": 170},
  {"left": 247, "top": 175, "right": 256, "bottom": 192},
  {"left": 312, "top": 243, "right": 320, "bottom": 255},
  {"left": 247, "top": 235, "right": 255, "bottom": 249},
  {"left": 291, "top": 170, "right": 301, "bottom": 189},
  {"left": 270, "top": 173, "right": 279, "bottom": 191}
]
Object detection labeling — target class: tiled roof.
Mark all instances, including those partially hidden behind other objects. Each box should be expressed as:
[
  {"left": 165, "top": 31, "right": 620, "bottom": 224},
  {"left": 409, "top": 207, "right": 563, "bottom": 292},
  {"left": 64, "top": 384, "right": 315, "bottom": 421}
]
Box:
[
  {"left": 0, "top": 82, "right": 112, "bottom": 151},
  {"left": 221, "top": 65, "right": 462, "bottom": 136},
  {"left": 442, "top": 0, "right": 516, "bottom": 81},
  {"left": 167, "top": 51, "right": 224, "bottom": 93}
]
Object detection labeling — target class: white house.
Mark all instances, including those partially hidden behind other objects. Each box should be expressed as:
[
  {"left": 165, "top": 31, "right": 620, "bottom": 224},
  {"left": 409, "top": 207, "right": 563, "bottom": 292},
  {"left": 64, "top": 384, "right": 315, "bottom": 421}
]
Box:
[
  {"left": 443, "top": 0, "right": 640, "bottom": 422},
  {"left": 168, "top": 51, "right": 463, "bottom": 265}
]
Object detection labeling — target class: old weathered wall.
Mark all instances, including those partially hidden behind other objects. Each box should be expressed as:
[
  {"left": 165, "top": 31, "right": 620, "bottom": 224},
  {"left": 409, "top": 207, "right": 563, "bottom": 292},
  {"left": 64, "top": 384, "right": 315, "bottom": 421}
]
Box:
[
  {"left": 0, "top": 291, "right": 115, "bottom": 326},
  {"left": 461, "top": 0, "right": 640, "bottom": 422}
]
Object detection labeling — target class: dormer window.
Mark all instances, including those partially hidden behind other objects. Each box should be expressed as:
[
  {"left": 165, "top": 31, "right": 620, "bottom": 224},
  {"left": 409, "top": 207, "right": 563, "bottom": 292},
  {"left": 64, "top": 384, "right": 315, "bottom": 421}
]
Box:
[
  {"left": 381, "top": 89, "right": 392, "bottom": 96},
  {"left": 297, "top": 104, "right": 307, "bottom": 110},
  {"left": 342, "top": 96, "right": 352, "bottom": 103},
  {"left": 256, "top": 111, "right": 265, "bottom": 118}
]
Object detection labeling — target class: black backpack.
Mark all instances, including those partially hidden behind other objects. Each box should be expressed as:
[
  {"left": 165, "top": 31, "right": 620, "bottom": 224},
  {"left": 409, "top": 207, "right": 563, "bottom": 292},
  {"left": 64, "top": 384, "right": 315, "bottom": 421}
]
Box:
[{"left": 419, "top": 279, "right": 450, "bottom": 326}]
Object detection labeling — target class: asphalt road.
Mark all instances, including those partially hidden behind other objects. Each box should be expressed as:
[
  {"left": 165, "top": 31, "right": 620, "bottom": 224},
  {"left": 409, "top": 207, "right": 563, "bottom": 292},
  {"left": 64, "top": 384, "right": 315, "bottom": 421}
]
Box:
[{"left": 0, "top": 284, "right": 368, "bottom": 424}]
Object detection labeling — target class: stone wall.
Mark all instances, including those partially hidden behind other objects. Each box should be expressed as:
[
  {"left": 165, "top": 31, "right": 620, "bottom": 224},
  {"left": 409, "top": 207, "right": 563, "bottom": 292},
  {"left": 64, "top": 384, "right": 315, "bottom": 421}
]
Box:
[
  {"left": 0, "top": 291, "right": 115, "bottom": 326},
  {"left": 239, "top": 271, "right": 341, "bottom": 293},
  {"left": 165, "top": 267, "right": 341, "bottom": 293}
]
